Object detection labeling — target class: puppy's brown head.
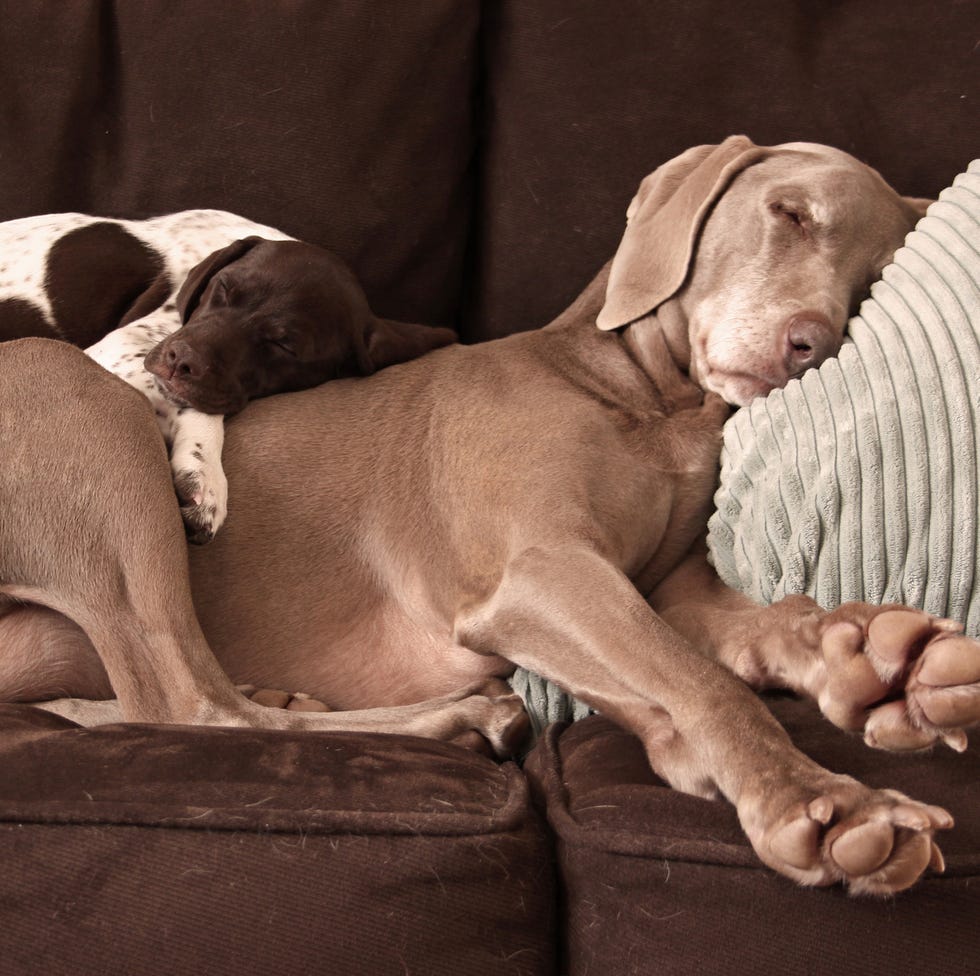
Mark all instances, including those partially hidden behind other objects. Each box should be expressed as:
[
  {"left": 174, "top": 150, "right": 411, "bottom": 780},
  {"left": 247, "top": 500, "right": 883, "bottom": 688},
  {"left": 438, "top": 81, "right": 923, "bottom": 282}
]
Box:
[{"left": 144, "top": 238, "right": 456, "bottom": 414}]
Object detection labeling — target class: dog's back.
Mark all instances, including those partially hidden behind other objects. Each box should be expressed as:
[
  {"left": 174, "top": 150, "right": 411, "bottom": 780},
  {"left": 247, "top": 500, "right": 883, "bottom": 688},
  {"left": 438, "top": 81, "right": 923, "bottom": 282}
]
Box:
[{"left": 186, "top": 274, "right": 724, "bottom": 705}]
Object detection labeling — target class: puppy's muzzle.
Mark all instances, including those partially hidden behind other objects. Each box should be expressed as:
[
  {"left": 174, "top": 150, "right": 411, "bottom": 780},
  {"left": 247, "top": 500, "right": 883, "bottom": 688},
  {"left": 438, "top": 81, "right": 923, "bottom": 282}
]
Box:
[{"left": 144, "top": 336, "right": 245, "bottom": 414}]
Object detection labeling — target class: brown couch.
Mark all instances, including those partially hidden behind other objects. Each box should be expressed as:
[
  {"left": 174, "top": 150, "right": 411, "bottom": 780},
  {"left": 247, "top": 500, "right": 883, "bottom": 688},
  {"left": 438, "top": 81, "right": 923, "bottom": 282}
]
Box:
[{"left": 1, "top": 2, "right": 977, "bottom": 974}]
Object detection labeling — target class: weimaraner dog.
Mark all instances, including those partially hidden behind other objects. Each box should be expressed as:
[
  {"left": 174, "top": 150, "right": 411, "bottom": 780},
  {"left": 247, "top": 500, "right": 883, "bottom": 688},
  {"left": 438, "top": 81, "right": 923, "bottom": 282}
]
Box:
[{"left": 2, "top": 136, "right": 978, "bottom": 896}]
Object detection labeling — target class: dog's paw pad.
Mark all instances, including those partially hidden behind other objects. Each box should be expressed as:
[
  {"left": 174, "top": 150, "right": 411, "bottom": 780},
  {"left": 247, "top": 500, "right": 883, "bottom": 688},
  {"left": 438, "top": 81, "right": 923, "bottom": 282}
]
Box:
[
  {"left": 768, "top": 811, "right": 822, "bottom": 871},
  {"left": 829, "top": 820, "right": 895, "bottom": 875},
  {"left": 754, "top": 779, "right": 953, "bottom": 895},
  {"left": 866, "top": 610, "right": 936, "bottom": 674},
  {"left": 173, "top": 468, "right": 226, "bottom": 544},
  {"left": 818, "top": 605, "right": 980, "bottom": 751},
  {"left": 286, "top": 692, "right": 331, "bottom": 713},
  {"left": 240, "top": 686, "right": 332, "bottom": 712},
  {"left": 449, "top": 729, "right": 497, "bottom": 757}
]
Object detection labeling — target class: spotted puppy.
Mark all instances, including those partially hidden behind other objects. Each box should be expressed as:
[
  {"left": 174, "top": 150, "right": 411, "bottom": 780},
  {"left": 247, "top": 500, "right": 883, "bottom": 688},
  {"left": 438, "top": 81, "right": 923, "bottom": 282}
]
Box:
[{"left": 0, "top": 211, "right": 457, "bottom": 541}]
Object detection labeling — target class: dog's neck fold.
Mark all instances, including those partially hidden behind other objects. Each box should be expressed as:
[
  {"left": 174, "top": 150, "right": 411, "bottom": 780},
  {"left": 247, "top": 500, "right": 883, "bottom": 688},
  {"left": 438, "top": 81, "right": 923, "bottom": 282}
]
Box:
[
  {"left": 545, "top": 260, "right": 705, "bottom": 414},
  {"left": 619, "top": 300, "right": 704, "bottom": 412}
]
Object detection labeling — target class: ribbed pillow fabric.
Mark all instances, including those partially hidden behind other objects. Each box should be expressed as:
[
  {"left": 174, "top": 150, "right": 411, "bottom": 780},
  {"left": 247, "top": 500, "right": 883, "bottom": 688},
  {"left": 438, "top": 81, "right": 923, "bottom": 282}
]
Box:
[{"left": 708, "top": 161, "right": 980, "bottom": 633}]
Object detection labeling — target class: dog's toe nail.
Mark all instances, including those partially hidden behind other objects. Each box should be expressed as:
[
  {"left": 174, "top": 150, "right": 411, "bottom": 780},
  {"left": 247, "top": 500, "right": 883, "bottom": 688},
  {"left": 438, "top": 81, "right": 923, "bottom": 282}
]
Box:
[
  {"left": 807, "top": 795, "right": 834, "bottom": 824},
  {"left": 941, "top": 729, "right": 968, "bottom": 752}
]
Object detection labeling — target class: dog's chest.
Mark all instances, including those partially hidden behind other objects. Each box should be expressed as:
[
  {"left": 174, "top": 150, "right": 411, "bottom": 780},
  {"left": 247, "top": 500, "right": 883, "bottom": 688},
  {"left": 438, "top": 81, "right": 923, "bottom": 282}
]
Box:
[{"left": 609, "top": 403, "right": 726, "bottom": 584}]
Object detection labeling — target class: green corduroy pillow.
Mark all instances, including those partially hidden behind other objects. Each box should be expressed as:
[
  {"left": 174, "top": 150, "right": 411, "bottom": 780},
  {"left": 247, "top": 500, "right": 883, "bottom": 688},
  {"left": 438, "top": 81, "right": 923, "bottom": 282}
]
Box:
[{"left": 708, "top": 161, "right": 980, "bottom": 634}]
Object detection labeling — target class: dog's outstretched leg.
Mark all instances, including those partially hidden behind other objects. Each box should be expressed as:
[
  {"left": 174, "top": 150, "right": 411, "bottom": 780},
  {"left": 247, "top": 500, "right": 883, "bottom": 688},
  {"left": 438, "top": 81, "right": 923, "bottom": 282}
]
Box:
[
  {"left": 455, "top": 542, "right": 952, "bottom": 895},
  {"left": 651, "top": 543, "right": 980, "bottom": 753}
]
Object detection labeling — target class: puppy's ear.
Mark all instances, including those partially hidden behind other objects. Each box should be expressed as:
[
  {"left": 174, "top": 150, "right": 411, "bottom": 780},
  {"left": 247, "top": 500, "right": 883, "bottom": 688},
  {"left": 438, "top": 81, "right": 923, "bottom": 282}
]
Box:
[
  {"left": 175, "top": 236, "right": 265, "bottom": 322},
  {"left": 357, "top": 318, "right": 457, "bottom": 374},
  {"left": 597, "top": 135, "right": 771, "bottom": 331}
]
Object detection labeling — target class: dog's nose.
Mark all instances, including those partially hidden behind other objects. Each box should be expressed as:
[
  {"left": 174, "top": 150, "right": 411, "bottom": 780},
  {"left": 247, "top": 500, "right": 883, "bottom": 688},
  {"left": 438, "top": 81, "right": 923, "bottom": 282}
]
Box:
[
  {"left": 784, "top": 312, "right": 840, "bottom": 375},
  {"left": 162, "top": 339, "right": 206, "bottom": 382}
]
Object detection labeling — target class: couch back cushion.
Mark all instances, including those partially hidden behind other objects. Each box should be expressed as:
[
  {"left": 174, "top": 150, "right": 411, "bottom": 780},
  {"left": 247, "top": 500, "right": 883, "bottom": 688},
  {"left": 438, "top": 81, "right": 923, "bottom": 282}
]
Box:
[
  {"left": 469, "top": 0, "right": 978, "bottom": 340},
  {"left": 0, "top": 0, "right": 479, "bottom": 327}
]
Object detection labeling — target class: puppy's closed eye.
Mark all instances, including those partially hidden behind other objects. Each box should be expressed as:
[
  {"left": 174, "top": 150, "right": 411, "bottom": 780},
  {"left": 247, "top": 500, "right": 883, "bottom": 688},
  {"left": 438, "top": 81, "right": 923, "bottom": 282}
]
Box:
[{"left": 261, "top": 326, "right": 296, "bottom": 356}]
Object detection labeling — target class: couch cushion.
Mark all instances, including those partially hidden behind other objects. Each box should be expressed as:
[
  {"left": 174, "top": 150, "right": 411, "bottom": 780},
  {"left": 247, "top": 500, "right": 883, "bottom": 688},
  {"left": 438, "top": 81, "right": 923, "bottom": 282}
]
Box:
[
  {"left": 0, "top": 0, "right": 479, "bottom": 326},
  {"left": 526, "top": 699, "right": 980, "bottom": 976},
  {"left": 469, "top": 0, "right": 978, "bottom": 340},
  {"left": 0, "top": 705, "right": 555, "bottom": 976}
]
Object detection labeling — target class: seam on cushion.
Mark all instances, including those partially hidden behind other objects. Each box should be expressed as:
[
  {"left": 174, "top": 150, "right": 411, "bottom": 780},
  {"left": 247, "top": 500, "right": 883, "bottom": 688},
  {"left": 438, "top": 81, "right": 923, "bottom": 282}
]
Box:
[{"left": 0, "top": 761, "right": 534, "bottom": 837}]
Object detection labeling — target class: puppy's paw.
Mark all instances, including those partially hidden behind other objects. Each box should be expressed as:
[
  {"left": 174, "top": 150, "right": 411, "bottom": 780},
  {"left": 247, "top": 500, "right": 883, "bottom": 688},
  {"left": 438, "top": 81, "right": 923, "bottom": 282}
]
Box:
[{"left": 172, "top": 462, "right": 228, "bottom": 544}]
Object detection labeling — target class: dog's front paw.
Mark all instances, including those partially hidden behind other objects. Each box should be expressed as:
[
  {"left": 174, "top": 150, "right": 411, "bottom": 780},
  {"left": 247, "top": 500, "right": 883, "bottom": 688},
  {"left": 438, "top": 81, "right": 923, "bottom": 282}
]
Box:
[
  {"left": 172, "top": 463, "right": 228, "bottom": 544},
  {"left": 745, "top": 773, "right": 952, "bottom": 896},
  {"left": 817, "top": 604, "right": 980, "bottom": 752}
]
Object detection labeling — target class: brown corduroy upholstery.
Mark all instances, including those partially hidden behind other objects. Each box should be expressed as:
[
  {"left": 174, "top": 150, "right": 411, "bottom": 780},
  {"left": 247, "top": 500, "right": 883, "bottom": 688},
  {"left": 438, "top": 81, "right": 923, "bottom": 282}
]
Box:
[{"left": 0, "top": 705, "right": 555, "bottom": 976}]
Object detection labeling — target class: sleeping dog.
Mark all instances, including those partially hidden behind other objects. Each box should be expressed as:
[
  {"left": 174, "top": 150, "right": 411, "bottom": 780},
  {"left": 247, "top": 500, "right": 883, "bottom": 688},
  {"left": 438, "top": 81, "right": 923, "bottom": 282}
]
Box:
[{"left": 0, "top": 211, "right": 456, "bottom": 541}]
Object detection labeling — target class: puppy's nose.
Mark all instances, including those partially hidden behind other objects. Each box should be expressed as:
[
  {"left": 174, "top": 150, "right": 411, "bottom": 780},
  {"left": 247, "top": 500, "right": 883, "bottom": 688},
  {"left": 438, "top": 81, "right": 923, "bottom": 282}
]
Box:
[
  {"left": 162, "top": 339, "right": 206, "bottom": 382},
  {"left": 784, "top": 312, "right": 840, "bottom": 375}
]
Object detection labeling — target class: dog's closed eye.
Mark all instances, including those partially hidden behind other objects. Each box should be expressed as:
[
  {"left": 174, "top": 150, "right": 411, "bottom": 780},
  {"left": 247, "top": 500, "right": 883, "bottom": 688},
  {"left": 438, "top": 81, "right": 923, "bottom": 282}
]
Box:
[{"left": 769, "top": 201, "right": 809, "bottom": 233}]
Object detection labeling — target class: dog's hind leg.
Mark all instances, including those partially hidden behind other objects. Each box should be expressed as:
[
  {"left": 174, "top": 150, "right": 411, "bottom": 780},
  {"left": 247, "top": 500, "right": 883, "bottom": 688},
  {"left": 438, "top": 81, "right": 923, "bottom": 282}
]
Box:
[
  {"left": 0, "top": 339, "right": 253, "bottom": 726},
  {"left": 0, "top": 602, "right": 111, "bottom": 703},
  {"left": 0, "top": 341, "right": 527, "bottom": 752},
  {"left": 27, "top": 677, "right": 529, "bottom": 756}
]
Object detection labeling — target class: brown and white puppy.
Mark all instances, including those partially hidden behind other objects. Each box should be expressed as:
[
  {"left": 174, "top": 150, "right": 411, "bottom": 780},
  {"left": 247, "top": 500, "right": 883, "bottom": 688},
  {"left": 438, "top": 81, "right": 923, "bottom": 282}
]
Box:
[
  {"left": 145, "top": 236, "right": 452, "bottom": 416},
  {"left": 0, "top": 211, "right": 455, "bottom": 542},
  {"left": 126, "top": 238, "right": 454, "bottom": 541}
]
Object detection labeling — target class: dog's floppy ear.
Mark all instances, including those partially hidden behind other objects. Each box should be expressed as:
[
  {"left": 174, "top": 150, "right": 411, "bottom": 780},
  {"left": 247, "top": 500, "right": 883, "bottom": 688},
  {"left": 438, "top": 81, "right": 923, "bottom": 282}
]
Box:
[
  {"left": 175, "top": 236, "right": 265, "bottom": 322},
  {"left": 597, "top": 135, "right": 771, "bottom": 331},
  {"left": 357, "top": 318, "right": 458, "bottom": 374}
]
